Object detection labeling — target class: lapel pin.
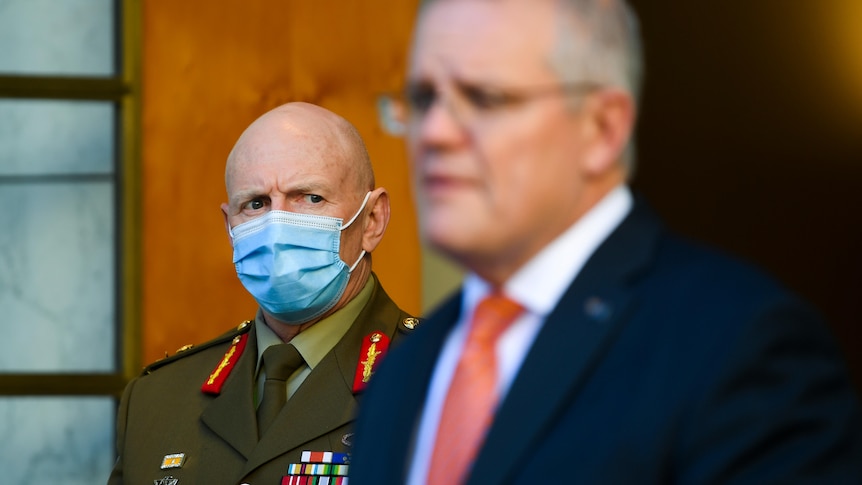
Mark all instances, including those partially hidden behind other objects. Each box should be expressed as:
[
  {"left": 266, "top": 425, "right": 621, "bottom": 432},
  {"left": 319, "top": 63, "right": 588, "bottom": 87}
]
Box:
[{"left": 584, "top": 296, "right": 613, "bottom": 322}]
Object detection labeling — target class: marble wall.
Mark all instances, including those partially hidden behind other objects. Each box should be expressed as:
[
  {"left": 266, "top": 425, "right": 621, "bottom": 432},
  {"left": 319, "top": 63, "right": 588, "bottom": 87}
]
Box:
[
  {"left": 0, "top": 100, "right": 114, "bottom": 175},
  {"left": 0, "top": 181, "right": 116, "bottom": 372},
  {"left": 0, "top": 0, "right": 113, "bottom": 76},
  {"left": 0, "top": 398, "right": 114, "bottom": 484}
]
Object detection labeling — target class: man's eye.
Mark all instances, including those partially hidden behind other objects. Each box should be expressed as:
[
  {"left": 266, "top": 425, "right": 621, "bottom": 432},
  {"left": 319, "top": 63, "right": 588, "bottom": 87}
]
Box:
[
  {"left": 306, "top": 194, "right": 324, "bottom": 204},
  {"left": 462, "top": 86, "right": 510, "bottom": 111},
  {"left": 406, "top": 85, "right": 436, "bottom": 113},
  {"left": 248, "top": 200, "right": 264, "bottom": 210}
]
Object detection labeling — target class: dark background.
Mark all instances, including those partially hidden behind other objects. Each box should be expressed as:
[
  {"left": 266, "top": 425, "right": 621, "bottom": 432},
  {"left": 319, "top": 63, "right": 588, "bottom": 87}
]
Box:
[{"left": 628, "top": 1, "right": 861, "bottom": 391}]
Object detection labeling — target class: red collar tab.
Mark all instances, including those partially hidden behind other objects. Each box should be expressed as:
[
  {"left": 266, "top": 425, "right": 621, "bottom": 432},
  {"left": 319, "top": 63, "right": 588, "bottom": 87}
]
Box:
[
  {"left": 352, "top": 331, "right": 390, "bottom": 393},
  {"left": 201, "top": 333, "right": 249, "bottom": 395}
]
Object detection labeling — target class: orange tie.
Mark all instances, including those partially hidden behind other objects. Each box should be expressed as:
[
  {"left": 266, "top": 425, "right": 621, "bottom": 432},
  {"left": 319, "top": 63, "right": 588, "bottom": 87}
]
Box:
[{"left": 427, "top": 293, "right": 524, "bottom": 485}]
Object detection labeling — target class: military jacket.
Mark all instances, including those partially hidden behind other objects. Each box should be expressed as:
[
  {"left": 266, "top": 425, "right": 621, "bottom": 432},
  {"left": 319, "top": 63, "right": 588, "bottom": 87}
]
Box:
[{"left": 109, "top": 279, "right": 417, "bottom": 485}]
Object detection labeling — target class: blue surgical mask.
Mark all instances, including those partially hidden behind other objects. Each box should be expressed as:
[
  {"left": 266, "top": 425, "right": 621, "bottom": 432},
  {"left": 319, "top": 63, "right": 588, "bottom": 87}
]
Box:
[{"left": 229, "top": 192, "right": 371, "bottom": 325}]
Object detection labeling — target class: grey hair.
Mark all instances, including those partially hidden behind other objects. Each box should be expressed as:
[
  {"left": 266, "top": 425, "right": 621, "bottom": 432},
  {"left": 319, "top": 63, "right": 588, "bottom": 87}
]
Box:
[
  {"left": 549, "top": 0, "right": 644, "bottom": 175},
  {"left": 417, "top": 0, "right": 644, "bottom": 175}
]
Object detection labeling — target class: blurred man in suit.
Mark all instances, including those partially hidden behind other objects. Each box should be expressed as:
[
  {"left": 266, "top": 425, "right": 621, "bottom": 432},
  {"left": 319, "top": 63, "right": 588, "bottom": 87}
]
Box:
[
  {"left": 349, "top": 0, "right": 862, "bottom": 483},
  {"left": 110, "top": 102, "right": 418, "bottom": 484}
]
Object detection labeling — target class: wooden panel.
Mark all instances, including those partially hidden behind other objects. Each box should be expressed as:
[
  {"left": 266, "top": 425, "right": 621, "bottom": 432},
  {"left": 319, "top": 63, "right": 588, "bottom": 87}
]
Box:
[{"left": 141, "top": 0, "right": 420, "bottom": 364}]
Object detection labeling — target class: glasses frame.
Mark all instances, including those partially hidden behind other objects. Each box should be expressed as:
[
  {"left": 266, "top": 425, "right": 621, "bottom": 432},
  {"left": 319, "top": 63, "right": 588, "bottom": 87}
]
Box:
[{"left": 377, "top": 80, "right": 602, "bottom": 136}]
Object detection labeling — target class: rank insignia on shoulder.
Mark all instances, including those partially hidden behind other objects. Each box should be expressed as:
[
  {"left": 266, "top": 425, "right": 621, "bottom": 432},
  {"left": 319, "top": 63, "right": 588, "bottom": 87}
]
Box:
[
  {"left": 352, "top": 332, "right": 390, "bottom": 393},
  {"left": 201, "top": 333, "right": 249, "bottom": 395}
]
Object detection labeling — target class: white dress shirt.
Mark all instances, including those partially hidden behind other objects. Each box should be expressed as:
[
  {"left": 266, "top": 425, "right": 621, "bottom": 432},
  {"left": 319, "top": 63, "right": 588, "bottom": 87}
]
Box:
[{"left": 406, "top": 185, "right": 633, "bottom": 484}]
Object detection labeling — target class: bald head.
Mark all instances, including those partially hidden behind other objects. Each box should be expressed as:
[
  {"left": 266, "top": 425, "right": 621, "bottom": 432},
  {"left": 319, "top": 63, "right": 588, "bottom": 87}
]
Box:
[
  {"left": 220, "top": 102, "right": 392, "bottom": 334},
  {"left": 225, "top": 102, "right": 374, "bottom": 197}
]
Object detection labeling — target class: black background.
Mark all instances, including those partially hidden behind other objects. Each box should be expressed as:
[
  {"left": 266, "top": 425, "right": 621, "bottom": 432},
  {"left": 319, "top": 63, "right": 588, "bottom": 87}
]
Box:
[{"left": 628, "top": 0, "right": 862, "bottom": 391}]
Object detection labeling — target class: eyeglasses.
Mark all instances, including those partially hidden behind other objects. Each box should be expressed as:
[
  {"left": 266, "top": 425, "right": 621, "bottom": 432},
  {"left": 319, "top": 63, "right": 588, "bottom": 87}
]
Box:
[{"left": 377, "top": 80, "right": 601, "bottom": 136}]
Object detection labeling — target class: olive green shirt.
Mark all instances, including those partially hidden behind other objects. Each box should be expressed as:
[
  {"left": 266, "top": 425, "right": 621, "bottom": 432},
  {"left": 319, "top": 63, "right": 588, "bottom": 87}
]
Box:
[{"left": 254, "top": 276, "right": 375, "bottom": 403}]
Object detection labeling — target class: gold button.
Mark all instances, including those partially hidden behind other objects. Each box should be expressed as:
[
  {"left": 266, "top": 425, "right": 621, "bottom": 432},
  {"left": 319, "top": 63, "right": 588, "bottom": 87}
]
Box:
[{"left": 402, "top": 317, "right": 419, "bottom": 330}]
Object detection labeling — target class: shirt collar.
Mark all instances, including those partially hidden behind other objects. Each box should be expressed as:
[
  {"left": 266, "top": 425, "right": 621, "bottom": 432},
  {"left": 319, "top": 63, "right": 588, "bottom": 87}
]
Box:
[
  {"left": 463, "top": 185, "right": 633, "bottom": 316},
  {"left": 255, "top": 274, "right": 375, "bottom": 374}
]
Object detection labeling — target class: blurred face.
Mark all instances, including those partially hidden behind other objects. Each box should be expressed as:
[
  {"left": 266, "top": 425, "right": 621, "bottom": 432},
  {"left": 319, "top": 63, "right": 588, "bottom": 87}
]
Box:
[{"left": 407, "top": 0, "right": 608, "bottom": 283}]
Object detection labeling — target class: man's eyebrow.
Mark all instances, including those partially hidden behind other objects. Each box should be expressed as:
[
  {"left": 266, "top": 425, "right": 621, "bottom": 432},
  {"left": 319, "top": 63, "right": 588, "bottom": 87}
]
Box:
[
  {"left": 229, "top": 189, "right": 264, "bottom": 205},
  {"left": 288, "top": 182, "right": 326, "bottom": 193},
  {"left": 230, "top": 182, "right": 330, "bottom": 204}
]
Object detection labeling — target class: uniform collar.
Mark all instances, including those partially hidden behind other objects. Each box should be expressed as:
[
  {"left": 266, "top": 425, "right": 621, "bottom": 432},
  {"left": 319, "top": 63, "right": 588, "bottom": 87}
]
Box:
[{"left": 254, "top": 275, "right": 375, "bottom": 375}]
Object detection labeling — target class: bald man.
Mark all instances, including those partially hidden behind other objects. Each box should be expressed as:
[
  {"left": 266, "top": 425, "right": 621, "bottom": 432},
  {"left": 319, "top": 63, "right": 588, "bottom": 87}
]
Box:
[{"left": 109, "top": 103, "right": 418, "bottom": 484}]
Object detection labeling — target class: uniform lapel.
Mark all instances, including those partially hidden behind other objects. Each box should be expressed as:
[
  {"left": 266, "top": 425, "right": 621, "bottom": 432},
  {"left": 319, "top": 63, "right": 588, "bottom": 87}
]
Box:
[
  {"left": 243, "top": 351, "right": 356, "bottom": 473},
  {"left": 242, "top": 276, "right": 406, "bottom": 474},
  {"left": 199, "top": 328, "right": 260, "bottom": 460},
  {"left": 468, "top": 199, "right": 663, "bottom": 484}
]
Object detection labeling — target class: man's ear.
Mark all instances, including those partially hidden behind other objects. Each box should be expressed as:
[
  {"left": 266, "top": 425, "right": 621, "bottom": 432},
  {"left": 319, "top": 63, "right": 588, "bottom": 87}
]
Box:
[
  {"left": 581, "top": 89, "right": 635, "bottom": 177},
  {"left": 220, "top": 202, "right": 234, "bottom": 247},
  {"left": 361, "top": 187, "right": 391, "bottom": 253}
]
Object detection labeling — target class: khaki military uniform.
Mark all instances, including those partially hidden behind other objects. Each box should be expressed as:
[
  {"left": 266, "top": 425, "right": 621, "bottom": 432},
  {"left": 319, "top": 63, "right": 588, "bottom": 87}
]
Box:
[{"left": 109, "top": 278, "right": 417, "bottom": 485}]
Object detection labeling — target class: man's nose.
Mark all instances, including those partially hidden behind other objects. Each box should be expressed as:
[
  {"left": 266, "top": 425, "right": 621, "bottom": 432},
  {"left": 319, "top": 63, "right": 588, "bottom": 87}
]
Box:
[
  {"left": 414, "top": 94, "right": 470, "bottom": 147},
  {"left": 270, "top": 196, "right": 291, "bottom": 212}
]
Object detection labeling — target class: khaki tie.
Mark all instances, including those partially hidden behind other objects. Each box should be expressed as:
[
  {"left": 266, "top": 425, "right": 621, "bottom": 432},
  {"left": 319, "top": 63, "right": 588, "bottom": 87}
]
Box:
[
  {"left": 427, "top": 293, "right": 524, "bottom": 485},
  {"left": 256, "top": 343, "right": 304, "bottom": 438}
]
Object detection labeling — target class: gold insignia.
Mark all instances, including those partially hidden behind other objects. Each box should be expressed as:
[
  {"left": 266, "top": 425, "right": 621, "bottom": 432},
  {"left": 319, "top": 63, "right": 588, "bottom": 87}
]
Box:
[
  {"left": 237, "top": 320, "right": 250, "bottom": 331},
  {"left": 361, "top": 339, "right": 383, "bottom": 383},
  {"left": 402, "top": 317, "right": 420, "bottom": 330},
  {"left": 201, "top": 333, "right": 250, "bottom": 395},
  {"left": 207, "top": 345, "right": 237, "bottom": 385},
  {"left": 175, "top": 344, "right": 193, "bottom": 353},
  {"left": 352, "top": 332, "right": 391, "bottom": 392},
  {"left": 160, "top": 453, "right": 186, "bottom": 469}
]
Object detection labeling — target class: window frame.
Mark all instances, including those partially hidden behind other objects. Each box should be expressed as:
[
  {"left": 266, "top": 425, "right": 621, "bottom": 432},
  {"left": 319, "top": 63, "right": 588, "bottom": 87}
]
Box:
[{"left": 0, "top": 0, "right": 141, "bottom": 398}]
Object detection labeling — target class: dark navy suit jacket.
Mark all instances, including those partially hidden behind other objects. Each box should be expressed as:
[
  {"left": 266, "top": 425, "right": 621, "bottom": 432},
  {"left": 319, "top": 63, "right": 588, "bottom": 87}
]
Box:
[{"left": 350, "top": 199, "right": 862, "bottom": 484}]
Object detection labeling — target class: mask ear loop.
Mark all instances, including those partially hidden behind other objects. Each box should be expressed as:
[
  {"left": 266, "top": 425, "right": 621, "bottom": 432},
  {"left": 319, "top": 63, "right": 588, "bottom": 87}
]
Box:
[
  {"left": 340, "top": 191, "right": 372, "bottom": 230},
  {"left": 348, "top": 250, "right": 367, "bottom": 273},
  {"left": 342, "top": 191, "right": 372, "bottom": 273}
]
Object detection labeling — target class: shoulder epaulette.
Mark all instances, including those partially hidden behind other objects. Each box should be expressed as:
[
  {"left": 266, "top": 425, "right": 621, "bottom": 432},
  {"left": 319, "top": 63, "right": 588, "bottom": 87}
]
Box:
[
  {"left": 142, "top": 320, "right": 253, "bottom": 375},
  {"left": 350, "top": 316, "right": 420, "bottom": 393}
]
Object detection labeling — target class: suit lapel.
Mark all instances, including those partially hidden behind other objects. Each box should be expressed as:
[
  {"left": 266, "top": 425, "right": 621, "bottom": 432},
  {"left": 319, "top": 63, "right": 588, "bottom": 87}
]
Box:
[
  {"left": 468, "top": 199, "right": 663, "bottom": 484},
  {"left": 200, "top": 328, "right": 260, "bottom": 460},
  {"left": 360, "top": 293, "right": 461, "bottom": 483}
]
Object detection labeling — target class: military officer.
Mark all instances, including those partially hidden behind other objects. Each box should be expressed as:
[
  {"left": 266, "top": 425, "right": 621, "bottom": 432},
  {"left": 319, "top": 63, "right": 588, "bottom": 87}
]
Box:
[{"left": 109, "top": 102, "right": 419, "bottom": 484}]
